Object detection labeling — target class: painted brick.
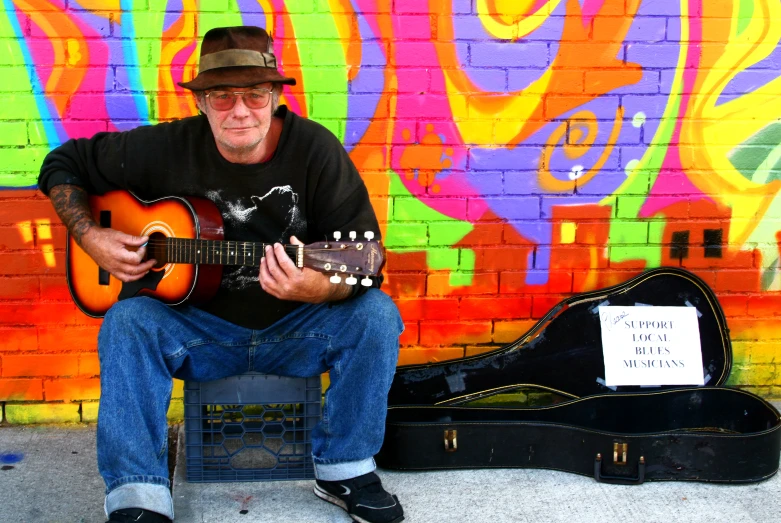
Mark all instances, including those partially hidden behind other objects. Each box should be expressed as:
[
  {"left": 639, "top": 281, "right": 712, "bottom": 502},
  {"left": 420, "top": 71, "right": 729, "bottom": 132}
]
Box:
[
  {"left": 500, "top": 271, "right": 574, "bottom": 294},
  {"left": 717, "top": 295, "right": 748, "bottom": 317},
  {"left": 38, "top": 326, "right": 100, "bottom": 352},
  {"left": 0, "top": 252, "right": 65, "bottom": 276},
  {"left": 0, "top": 199, "right": 60, "bottom": 224},
  {"left": 464, "top": 345, "right": 502, "bottom": 357},
  {"left": 0, "top": 327, "right": 37, "bottom": 352},
  {"left": 0, "top": 379, "right": 43, "bottom": 401},
  {"left": 747, "top": 296, "right": 781, "bottom": 318},
  {"left": 400, "top": 321, "right": 419, "bottom": 346},
  {"left": 2, "top": 355, "right": 79, "bottom": 377},
  {"left": 45, "top": 378, "right": 101, "bottom": 401},
  {"left": 0, "top": 303, "right": 100, "bottom": 326},
  {"left": 81, "top": 401, "right": 99, "bottom": 422},
  {"left": 39, "top": 277, "right": 72, "bottom": 300},
  {"left": 391, "top": 15, "right": 433, "bottom": 39},
  {"left": 397, "top": 298, "right": 460, "bottom": 321},
  {"left": 5, "top": 403, "right": 80, "bottom": 424},
  {"left": 385, "top": 273, "right": 427, "bottom": 297},
  {"left": 427, "top": 272, "right": 499, "bottom": 296},
  {"left": 385, "top": 250, "right": 429, "bottom": 271},
  {"left": 78, "top": 353, "right": 101, "bottom": 376},
  {"left": 0, "top": 276, "right": 39, "bottom": 299},
  {"left": 397, "top": 346, "right": 465, "bottom": 366},
  {"left": 531, "top": 296, "right": 568, "bottom": 319},
  {"left": 383, "top": 224, "right": 428, "bottom": 248},
  {"left": 470, "top": 42, "right": 549, "bottom": 68},
  {"left": 460, "top": 297, "right": 532, "bottom": 320},
  {"left": 493, "top": 320, "right": 538, "bottom": 344},
  {"left": 473, "top": 247, "right": 532, "bottom": 271},
  {"left": 714, "top": 270, "right": 761, "bottom": 293},
  {"left": 419, "top": 321, "right": 493, "bottom": 345}
]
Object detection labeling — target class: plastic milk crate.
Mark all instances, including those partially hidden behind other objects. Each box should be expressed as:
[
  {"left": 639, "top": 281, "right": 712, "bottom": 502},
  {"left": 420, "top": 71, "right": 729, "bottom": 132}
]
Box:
[{"left": 184, "top": 373, "right": 322, "bottom": 482}]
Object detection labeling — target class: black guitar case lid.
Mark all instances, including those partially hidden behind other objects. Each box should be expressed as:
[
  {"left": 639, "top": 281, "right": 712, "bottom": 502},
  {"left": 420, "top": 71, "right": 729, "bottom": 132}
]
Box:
[
  {"left": 380, "top": 268, "right": 781, "bottom": 483},
  {"left": 387, "top": 267, "right": 732, "bottom": 406}
]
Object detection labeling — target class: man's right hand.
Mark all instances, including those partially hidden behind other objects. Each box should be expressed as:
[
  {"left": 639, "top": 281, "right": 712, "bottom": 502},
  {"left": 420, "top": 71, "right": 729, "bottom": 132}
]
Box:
[{"left": 80, "top": 227, "right": 157, "bottom": 283}]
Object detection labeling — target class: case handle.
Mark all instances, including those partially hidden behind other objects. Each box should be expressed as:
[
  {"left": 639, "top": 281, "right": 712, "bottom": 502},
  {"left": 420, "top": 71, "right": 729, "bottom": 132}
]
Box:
[{"left": 594, "top": 453, "right": 646, "bottom": 485}]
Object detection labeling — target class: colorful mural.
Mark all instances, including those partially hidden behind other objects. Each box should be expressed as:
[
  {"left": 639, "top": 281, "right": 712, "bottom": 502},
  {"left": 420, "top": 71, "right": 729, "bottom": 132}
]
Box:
[{"left": 0, "top": 0, "right": 780, "bottom": 422}]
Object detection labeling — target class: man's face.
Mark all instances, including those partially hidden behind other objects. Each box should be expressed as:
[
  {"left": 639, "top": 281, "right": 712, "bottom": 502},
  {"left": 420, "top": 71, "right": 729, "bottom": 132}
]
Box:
[{"left": 198, "top": 82, "right": 275, "bottom": 162}]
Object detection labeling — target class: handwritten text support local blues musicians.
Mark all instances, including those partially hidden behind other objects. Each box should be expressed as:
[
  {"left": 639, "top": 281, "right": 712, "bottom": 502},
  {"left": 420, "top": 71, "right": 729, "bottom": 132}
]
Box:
[{"left": 599, "top": 306, "right": 704, "bottom": 386}]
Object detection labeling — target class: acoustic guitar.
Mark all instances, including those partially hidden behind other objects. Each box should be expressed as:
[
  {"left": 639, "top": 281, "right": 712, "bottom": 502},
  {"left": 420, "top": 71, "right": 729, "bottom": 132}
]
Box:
[{"left": 66, "top": 191, "right": 385, "bottom": 318}]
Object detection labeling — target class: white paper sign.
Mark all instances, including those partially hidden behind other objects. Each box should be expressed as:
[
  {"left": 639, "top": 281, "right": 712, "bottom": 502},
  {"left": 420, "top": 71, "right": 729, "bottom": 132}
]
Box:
[{"left": 598, "top": 306, "right": 704, "bottom": 386}]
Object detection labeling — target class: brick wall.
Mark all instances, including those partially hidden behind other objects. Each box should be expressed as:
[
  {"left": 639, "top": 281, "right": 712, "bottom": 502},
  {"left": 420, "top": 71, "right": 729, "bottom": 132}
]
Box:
[{"left": 1, "top": 0, "right": 780, "bottom": 423}]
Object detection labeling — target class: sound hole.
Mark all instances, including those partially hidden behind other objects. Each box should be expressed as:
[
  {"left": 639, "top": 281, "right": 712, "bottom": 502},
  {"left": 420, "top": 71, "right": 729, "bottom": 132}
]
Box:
[{"left": 147, "top": 232, "right": 169, "bottom": 268}]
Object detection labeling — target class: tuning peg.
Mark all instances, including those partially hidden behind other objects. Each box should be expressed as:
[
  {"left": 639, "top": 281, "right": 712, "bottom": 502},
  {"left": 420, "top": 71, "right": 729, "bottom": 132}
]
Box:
[
  {"left": 345, "top": 275, "right": 357, "bottom": 286},
  {"left": 361, "top": 276, "right": 373, "bottom": 287},
  {"left": 330, "top": 274, "right": 342, "bottom": 284},
  {"left": 349, "top": 231, "right": 357, "bottom": 241},
  {"left": 333, "top": 231, "right": 342, "bottom": 241},
  {"left": 364, "top": 231, "right": 375, "bottom": 241}
]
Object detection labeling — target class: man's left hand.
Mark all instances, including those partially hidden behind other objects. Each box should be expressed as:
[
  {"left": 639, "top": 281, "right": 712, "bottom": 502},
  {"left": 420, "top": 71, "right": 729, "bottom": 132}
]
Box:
[{"left": 259, "top": 236, "right": 352, "bottom": 303}]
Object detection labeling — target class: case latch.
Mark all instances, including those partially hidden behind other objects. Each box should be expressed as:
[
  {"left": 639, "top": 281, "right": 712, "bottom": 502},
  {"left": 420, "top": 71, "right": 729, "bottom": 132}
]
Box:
[
  {"left": 444, "top": 429, "right": 457, "bottom": 452},
  {"left": 613, "top": 442, "right": 628, "bottom": 465}
]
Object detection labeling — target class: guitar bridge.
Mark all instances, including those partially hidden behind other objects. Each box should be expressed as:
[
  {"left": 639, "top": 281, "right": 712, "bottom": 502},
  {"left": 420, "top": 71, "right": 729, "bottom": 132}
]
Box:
[{"left": 297, "top": 243, "right": 303, "bottom": 268}]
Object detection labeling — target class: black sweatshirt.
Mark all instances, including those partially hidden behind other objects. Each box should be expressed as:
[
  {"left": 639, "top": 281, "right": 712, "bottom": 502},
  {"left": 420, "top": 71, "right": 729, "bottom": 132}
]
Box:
[{"left": 38, "top": 106, "right": 382, "bottom": 330}]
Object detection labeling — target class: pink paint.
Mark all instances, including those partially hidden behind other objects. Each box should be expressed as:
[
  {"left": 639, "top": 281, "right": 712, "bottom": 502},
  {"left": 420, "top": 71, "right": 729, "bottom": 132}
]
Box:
[{"left": 580, "top": 0, "right": 606, "bottom": 25}]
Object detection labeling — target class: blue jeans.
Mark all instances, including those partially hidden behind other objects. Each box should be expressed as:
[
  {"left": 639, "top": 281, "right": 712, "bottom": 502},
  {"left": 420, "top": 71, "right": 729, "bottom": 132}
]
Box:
[{"left": 96, "top": 289, "right": 403, "bottom": 519}]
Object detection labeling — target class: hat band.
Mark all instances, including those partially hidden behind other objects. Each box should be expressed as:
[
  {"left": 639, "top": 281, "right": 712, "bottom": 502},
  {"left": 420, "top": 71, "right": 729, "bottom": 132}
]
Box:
[{"left": 199, "top": 49, "right": 278, "bottom": 73}]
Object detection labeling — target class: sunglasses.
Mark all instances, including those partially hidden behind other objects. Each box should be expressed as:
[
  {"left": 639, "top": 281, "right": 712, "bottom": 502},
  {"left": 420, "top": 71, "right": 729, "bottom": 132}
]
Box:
[{"left": 204, "top": 88, "right": 273, "bottom": 111}]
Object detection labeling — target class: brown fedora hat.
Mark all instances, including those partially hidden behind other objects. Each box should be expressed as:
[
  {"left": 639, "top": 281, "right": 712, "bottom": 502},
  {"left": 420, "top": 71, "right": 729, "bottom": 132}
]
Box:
[{"left": 178, "top": 26, "right": 296, "bottom": 91}]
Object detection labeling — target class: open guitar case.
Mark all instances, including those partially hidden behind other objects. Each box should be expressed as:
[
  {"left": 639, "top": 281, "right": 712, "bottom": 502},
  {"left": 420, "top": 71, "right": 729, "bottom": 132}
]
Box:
[{"left": 377, "top": 267, "right": 781, "bottom": 484}]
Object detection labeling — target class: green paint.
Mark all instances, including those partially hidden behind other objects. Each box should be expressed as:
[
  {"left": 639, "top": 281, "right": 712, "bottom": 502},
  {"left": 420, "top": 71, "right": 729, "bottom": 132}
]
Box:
[
  {"left": 427, "top": 248, "right": 459, "bottom": 269},
  {"left": 608, "top": 221, "right": 648, "bottom": 244},
  {"left": 0, "top": 14, "right": 42, "bottom": 185},
  {"left": 761, "top": 262, "right": 779, "bottom": 292},
  {"left": 449, "top": 271, "right": 474, "bottom": 287},
  {"left": 289, "top": 0, "right": 347, "bottom": 140},
  {"left": 429, "top": 222, "right": 473, "bottom": 245},
  {"left": 730, "top": 123, "right": 781, "bottom": 182},
  {"left": 0, "top": 122, "right": 29, "bottom": 146},
  {"left": 736, "top": 0, "right": 754, "bottom": 36}
]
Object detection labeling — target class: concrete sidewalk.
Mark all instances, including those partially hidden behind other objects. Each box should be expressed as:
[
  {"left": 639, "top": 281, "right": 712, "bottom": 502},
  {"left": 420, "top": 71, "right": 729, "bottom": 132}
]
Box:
[{"left": 1, "top": 424, "right": 780, "bottom": 523}]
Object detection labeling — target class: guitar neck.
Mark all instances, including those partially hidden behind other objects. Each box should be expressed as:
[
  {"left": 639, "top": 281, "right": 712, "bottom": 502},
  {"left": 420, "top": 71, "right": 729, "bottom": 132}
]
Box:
[{"left": 148, "top": 238, "right": 300, "bottom": 267}]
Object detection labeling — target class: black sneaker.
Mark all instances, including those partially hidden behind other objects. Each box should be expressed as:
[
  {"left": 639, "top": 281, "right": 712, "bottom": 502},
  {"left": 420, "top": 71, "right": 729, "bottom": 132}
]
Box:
[
  {"left": 106, "top": 508, "right": 172, "bottom": 523},
  {"left": 314, "top": 472, "right": 404, "bottom": 523}
]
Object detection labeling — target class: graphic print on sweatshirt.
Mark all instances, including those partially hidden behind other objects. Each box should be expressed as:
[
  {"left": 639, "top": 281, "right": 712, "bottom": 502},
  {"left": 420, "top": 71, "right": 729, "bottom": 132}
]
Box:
[{"left": 206, "top": 186, "right": 307, "bottom": 291}]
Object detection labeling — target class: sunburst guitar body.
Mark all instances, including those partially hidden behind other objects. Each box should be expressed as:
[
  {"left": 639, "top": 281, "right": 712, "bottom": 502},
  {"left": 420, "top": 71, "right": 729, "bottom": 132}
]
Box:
[{"left": 67, "top": 191, "right": 385, "bottom": 318}]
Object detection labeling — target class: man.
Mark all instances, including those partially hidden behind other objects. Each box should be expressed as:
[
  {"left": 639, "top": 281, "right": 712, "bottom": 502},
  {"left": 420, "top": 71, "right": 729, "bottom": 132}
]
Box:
[{"left": 38, "top": 26, "right": 404, "bottom": 523}]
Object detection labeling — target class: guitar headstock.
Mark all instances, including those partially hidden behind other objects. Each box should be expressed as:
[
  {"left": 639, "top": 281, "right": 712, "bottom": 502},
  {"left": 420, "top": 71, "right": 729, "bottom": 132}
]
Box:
[{"left": 303, "top": 233, "right": 385, "bottom": 284}]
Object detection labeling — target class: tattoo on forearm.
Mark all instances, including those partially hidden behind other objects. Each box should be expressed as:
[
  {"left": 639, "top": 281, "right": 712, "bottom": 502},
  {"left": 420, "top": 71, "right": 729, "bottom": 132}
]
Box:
[{"left": 49, "top": 185, "right": 97, "bottom": 246}]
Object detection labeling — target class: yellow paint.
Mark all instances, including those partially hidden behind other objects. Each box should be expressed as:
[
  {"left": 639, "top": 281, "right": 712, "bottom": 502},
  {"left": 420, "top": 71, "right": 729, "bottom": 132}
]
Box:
[
  {"left": 17, "top": 220, "right": 33, "bottom": 243},
  {"left": 5, "top": 403, "right": 80, "bottom": 424},
  {"left": 257, "top": 0, "right": 275, "bottom": 36},
  {"left": 476, "top": 0, "right": 562, "bottom": 40},
  {"left": 69, "top": 0, "right": 120, "bottom": 20},
  {"left": 35, "top": 219, "right": 56, "bottom": 267},
  {"left": 66, "top": 39, "right": 82, "bottom": 66},
  {"left": 560, "top": 222, "right": 576, "bottom": 244}
]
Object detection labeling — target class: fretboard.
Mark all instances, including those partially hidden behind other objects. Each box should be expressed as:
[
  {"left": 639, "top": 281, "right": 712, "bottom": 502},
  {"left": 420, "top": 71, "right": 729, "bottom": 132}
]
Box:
[{"left": 150, "top": 238, "right": 301, "bottom": 267}]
